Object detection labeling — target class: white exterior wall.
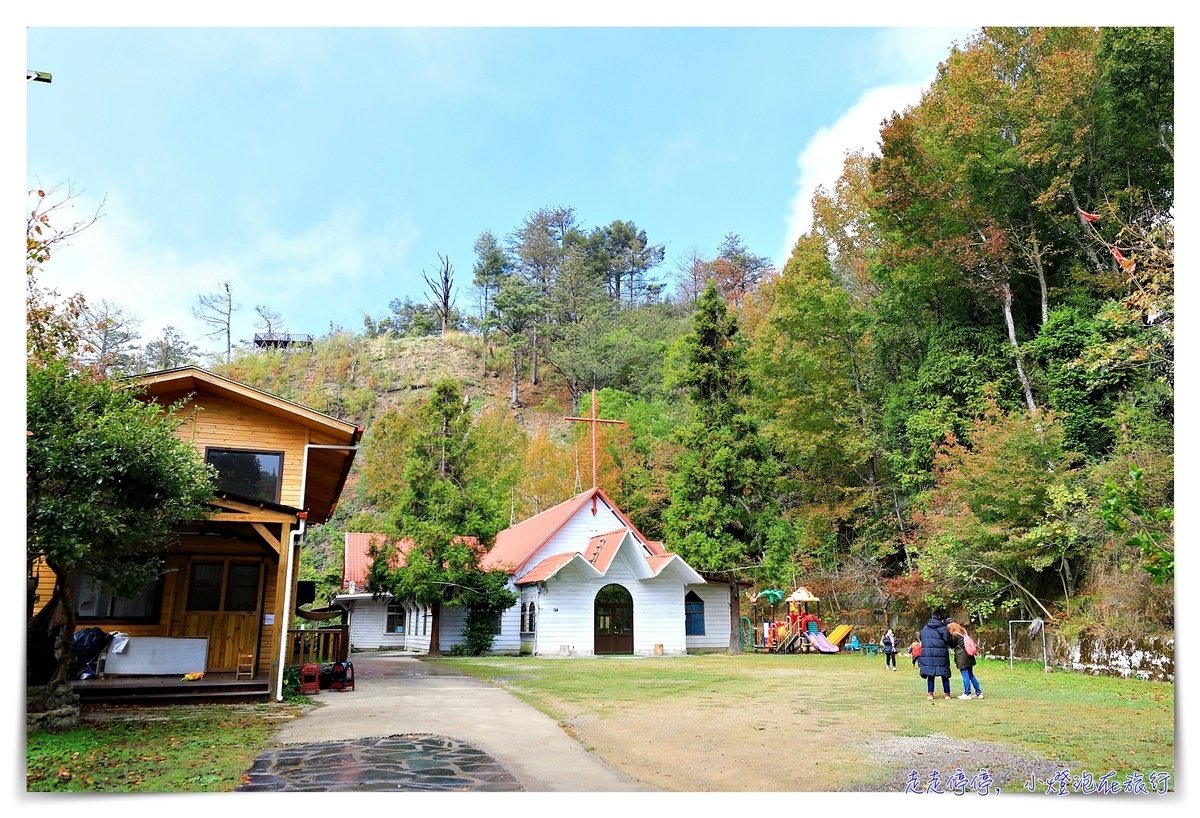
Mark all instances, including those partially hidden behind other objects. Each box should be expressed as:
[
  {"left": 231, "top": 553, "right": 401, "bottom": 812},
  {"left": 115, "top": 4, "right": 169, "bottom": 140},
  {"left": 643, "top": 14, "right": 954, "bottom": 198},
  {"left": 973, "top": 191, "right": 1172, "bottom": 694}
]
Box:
[
  {"left": 405, "top": 601, "right": 433, "bottom": 653},
  {"left": 685, "top": 582, "right": 732, "bottom": 651},
  {"left": 343, "top": 597, "right": 409, "bottom": 651},
  {"left": 434, "top": 600, "right": 521, "bottom": 655},
  {"left": 530, "top": 546, "right": 688, "bottom": 656}
]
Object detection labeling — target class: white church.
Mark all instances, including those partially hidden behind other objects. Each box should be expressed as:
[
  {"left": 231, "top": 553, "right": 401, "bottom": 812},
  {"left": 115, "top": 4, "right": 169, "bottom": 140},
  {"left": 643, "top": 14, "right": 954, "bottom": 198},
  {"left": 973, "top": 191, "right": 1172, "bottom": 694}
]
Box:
[{"left": 332, "top": 486, "right": 733, "bottom": 656}]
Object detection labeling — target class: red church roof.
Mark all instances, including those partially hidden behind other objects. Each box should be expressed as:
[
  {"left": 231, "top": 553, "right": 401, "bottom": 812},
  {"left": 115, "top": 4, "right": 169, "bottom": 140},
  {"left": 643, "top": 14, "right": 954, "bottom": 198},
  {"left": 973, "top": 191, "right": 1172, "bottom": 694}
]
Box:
[
  {"left": 480, "top": 487, "right": 661, "bottom": 575},
  {"left": 581, "top": 528, "right": 628, "bottom": 573},
  {"left": 343, "top": 533, "right": 479, "bottom": 589}
]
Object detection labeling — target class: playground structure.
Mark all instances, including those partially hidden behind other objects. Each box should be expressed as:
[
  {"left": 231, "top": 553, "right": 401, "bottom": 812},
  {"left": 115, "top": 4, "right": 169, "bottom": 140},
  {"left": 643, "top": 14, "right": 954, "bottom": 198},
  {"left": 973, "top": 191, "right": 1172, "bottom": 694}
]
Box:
[{"left": 743, "top": 587, "right": 856, "bottom": 654}]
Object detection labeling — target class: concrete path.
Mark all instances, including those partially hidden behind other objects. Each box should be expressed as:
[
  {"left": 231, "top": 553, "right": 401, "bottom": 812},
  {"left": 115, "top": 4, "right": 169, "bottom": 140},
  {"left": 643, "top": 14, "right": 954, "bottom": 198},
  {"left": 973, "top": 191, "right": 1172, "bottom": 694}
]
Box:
[{"left": 267, "top": 652, "right": 651, "bottom": 792}]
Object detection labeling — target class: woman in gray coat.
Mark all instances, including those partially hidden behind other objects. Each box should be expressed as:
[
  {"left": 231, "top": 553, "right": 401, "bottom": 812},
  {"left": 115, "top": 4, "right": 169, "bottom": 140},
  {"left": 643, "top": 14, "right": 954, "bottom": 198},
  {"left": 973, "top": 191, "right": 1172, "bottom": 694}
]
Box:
[{"left": 917, "top": 610, "right": 954, "bottom": 702}]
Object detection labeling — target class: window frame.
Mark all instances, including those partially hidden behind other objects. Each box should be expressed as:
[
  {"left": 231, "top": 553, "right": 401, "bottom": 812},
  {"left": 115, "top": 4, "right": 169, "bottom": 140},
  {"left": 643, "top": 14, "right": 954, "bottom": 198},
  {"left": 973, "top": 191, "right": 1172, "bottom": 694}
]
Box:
[
  {"left": 204, "top": 447, "right": 285, "bottom": 505},
  {"left": 685, "top": 590, "right": 705, "bottom": 636},
  {"left": 386, "top": 601, "right": 406, "bottom": 634},
  {"left": 184, "top": 559, "right": 264, "bottom": 614},
  {"left": 74, "top": 574, "right": 164, "bottom": 624}
]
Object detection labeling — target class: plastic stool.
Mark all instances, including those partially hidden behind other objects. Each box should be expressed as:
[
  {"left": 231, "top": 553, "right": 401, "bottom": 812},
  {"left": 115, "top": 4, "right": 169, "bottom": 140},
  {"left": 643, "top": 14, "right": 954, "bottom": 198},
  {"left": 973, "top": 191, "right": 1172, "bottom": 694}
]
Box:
[
  {"left": 299, "top": 662, "right": 320, "bottom": 695},
  {"left": 330, "top": 661, "right": 354, "bottom": 692}
]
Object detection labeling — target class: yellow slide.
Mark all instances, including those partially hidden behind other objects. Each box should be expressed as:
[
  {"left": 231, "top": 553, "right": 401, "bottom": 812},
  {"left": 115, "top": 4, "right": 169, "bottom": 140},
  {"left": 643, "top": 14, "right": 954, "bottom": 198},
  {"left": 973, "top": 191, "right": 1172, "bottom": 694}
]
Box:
[{"left": 827, "top": 624, "right": 854, "bottom": 648}]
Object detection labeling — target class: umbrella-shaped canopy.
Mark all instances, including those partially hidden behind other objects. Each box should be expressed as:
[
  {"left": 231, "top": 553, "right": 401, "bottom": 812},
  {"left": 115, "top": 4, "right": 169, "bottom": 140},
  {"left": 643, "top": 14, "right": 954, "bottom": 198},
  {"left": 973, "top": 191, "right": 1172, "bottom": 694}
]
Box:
[
  {"left": 753, "top": 589, "right": 784, "bottom": 605},
  {"left": 786, "top": 587, "right": 820, "bottom": 603}
]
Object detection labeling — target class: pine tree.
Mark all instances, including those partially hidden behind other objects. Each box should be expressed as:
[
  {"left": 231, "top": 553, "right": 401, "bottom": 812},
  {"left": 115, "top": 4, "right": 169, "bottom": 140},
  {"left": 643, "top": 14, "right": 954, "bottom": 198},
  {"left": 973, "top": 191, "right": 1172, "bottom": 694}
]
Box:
[
  {"left": 664, "top": 282, "right": 778, "bottom": 600},
  {"left": 364, "top": 379, "right": 515, "bottom": 653}
]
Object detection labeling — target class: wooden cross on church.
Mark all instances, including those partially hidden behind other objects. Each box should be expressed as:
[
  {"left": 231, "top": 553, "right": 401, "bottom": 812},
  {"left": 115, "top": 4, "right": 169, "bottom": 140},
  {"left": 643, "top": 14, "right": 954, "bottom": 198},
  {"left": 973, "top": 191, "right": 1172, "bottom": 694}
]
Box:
[{"left": 565, "top": 389, "right": 625, "bottom": 499}]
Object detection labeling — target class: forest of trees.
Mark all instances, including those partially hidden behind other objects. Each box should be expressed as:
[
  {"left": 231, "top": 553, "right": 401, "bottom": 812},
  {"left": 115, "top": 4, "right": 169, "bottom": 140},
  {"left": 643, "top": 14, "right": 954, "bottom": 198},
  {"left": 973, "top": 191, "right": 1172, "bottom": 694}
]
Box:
[{"left": 40, "top": 27, "right": 1174, "bottom": 641}]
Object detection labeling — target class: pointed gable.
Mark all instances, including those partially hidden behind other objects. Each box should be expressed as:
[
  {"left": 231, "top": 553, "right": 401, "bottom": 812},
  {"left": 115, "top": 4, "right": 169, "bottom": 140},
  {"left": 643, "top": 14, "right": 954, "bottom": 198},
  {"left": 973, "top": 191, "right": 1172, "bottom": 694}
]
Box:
[{"left": 482, "top": 487, "right": 657, "bottom": 574}]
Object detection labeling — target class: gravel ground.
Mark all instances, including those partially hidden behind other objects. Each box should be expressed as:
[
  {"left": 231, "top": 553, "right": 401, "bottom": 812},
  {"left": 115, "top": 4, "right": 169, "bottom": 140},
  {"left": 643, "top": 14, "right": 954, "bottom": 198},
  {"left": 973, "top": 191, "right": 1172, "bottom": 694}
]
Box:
[{"left": 848, "top": 733, "right": 1070, "bottom": 793}]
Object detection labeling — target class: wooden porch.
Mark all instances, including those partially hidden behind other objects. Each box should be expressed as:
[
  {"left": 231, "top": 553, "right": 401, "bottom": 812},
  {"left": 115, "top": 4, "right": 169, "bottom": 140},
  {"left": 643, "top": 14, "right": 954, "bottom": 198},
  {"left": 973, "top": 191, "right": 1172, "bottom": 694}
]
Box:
[
  {"left": 285, "top": 626, "right": 349, "bottom": 667},
  {"left": 72, "top": 671, "right": 270, "bottom": 706}
]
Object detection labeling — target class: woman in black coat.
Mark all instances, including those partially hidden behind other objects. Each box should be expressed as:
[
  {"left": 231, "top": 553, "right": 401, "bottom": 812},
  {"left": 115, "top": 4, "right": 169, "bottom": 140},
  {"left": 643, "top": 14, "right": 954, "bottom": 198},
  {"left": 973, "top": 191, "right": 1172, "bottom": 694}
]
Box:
[
  {"left": 948, "top": 621, "right": 983, "bottom": 699},
  {"left": 881, "top": 628, "right": 898, "bottom": 671},
  {"left": 918, "top": 610, "right": 954, "bottom": 701}
]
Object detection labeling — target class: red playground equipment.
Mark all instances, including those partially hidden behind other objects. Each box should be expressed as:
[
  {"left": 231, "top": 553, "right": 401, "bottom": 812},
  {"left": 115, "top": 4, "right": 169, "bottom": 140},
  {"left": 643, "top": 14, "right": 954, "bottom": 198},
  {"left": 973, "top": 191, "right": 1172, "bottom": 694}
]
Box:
[{"left": 747, "top": 586, "right": 843, "bottom": 654}]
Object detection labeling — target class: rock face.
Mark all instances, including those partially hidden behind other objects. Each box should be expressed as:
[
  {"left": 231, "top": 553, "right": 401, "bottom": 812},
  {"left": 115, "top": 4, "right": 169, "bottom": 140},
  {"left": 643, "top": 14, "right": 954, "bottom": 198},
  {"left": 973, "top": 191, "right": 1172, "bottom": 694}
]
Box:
[
  {"left": 27, "top": 684, "right": 80, "bottom": 732},
  {"left": 1052, "top": 634, "right": 1174, "bottom": 682}
]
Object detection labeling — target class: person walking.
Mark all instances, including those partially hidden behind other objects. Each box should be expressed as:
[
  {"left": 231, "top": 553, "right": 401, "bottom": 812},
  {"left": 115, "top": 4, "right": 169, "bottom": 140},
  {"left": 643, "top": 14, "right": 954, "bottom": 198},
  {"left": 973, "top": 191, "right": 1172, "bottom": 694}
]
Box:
[
  {"left": 948, "top": 620, "right": 983, "bottom": 699},
  {"left": 881, "top": 628, "right": 898, "bottom": 671},
  {"left": 918, "top": 609, "right": 954, "bottom": 702}
]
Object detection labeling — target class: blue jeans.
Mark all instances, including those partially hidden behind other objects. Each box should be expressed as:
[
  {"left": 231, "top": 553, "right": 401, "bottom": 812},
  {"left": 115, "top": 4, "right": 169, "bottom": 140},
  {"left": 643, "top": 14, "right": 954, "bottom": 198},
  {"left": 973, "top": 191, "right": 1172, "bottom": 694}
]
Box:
[
  {"left": 961, "top": 668, "right": 982, "bottom": 695},
  {"left": 926, "top": 675, "right": 951, "bottom": 695}
]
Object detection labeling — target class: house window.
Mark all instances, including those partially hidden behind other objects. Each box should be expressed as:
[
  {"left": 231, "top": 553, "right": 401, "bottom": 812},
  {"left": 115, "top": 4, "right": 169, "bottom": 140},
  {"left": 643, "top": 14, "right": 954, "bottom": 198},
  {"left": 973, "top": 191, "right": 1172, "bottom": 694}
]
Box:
[
  {"left": 685, "top": 591, "right": 705, "bottom": 636},
  {"left": 186, "top": 561, "right": 262, "bottom": 613},
  {"left": 74, "top": 575, "right": 162, "bottom": 622},
  {"left": 224, "top": 564, "right": 261, "bottom": 612},
  {"left": 527, "top": 603, "right": 536, "bottom": 633},
  {"left": 206, "top": 448, "right": 283, "bottom": 504},
  {"left": 386, "top": 602, "right": 405, "bottom": 634},
  {"left": 492, "top": 614, "right": 502, "bottom": 636},
  {"left": 186, "top": 562, "right": 224, "bottom": 611}
]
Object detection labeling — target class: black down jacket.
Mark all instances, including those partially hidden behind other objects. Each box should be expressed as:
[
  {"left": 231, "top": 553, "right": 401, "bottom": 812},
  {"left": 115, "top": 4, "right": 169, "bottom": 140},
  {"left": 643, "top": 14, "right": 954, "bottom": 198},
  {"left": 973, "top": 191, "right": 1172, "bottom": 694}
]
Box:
[
  {"left": 917, "top": 616, "right": 953, "bottom": 678},
  {"left": 951, "top": 633, "right": 976, "bottom": 671}
]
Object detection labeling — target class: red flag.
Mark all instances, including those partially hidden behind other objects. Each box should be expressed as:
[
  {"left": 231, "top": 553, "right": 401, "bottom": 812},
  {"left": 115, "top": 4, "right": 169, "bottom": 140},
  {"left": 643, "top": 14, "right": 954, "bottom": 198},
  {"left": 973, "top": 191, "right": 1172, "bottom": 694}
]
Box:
[
  {"left": 1112, "top": 247, "right": 1136, "bottom": 274},
  {"left": 1078, "top": 209, "right": 1100, "bottom": 222}
]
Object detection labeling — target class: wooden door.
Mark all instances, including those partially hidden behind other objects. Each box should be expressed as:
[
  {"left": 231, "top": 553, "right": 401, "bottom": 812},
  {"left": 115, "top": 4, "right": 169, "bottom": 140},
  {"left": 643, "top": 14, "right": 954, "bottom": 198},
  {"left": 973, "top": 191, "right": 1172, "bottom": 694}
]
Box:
[
  {"left": 181, "top": 560, "right": 263, "bottom": 672},
  {"left": 594, "top": 584, "right": 634, "bottom": 655}
]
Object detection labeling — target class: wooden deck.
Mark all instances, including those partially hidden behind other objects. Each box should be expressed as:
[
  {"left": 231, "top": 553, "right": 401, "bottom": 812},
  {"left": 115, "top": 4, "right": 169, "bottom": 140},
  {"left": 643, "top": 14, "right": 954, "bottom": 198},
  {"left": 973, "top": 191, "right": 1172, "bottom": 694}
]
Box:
[{"left": 72, "top": 671, "right": 270, "bottom": 706}]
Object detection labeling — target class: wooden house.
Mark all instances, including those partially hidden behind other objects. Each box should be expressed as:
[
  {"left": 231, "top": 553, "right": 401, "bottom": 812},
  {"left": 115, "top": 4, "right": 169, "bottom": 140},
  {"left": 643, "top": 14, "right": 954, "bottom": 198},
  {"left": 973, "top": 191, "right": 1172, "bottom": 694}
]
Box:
[{"left": 31, "top": 367, "right": 361, "bottom": 698}]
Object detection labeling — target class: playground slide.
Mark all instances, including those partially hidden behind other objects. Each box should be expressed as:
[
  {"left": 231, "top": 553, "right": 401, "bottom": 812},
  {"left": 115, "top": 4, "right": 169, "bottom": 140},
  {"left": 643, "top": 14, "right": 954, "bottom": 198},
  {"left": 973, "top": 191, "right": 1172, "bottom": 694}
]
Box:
[
  {"left": 827, "top": 624, "right": 854, "bottom": 648},
  {"left": 806, "top": 631, "right": 840, "bottom": 653}
]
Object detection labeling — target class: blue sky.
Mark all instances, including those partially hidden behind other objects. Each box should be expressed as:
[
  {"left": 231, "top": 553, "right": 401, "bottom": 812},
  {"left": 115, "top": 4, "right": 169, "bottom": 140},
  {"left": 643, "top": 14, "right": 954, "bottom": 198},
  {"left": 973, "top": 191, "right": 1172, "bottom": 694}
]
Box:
[{"left": 23, "top": 23, "right": 978, "bottom": 355}]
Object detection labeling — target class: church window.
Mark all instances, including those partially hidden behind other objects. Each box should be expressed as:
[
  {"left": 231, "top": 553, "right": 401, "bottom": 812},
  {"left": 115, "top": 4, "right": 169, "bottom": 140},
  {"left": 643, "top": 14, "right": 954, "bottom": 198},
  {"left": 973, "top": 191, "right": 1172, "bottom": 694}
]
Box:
[
  {"left": 685, "top": 591, "right": 705, "bottom": 636},
  {"left": 528, "top": 603, "right": 536, "bottom": 633},
  {"left": 386, "top": 602, "right": 405, "bottom": 634},
  {"left": 520, "top": 603, "right": 528, "bottom": 632}
]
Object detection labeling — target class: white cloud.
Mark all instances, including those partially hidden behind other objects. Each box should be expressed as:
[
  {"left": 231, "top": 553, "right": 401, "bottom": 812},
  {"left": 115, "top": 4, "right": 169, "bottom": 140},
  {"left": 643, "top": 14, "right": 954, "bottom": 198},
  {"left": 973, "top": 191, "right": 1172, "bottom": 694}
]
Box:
[
  {"left": 779, "top": 84, "right": 926, "bottom": 265},
  {"left": 34, "top": 191, "right": 418, "bottom": 360}
]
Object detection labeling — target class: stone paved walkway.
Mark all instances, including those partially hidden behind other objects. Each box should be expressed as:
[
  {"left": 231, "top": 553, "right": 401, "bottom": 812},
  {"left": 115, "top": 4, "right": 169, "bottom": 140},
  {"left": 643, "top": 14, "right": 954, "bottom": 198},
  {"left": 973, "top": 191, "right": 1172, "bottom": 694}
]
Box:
[{"left": 237, "top": 733, "right": 523, "bottom": 792}]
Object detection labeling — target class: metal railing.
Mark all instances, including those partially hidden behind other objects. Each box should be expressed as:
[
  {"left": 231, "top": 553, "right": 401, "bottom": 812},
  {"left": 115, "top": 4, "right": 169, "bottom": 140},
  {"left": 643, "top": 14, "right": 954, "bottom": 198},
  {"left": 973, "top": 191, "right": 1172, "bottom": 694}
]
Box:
[
  {"left": 285, "top": 626, "right": 348, "bottom": 666},
  {"left": 253, "top": 333, "right": 314, "bottom": 348}
]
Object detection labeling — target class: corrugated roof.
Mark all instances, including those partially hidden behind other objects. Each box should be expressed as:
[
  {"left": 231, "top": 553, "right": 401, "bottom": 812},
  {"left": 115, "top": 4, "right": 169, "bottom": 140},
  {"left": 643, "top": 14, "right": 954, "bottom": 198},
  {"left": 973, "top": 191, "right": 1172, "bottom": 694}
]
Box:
[
  {"left": 343, "top": 533, "right": 410, "bottom": 589},
  {"left": 343, "top": 533, "right": 481, "bottom": 590},
  {"left": 581, "top": 528, "right": 628, "bottom": 573},
  {"left": 513, "top": 552, "right": 579, "bottom": 585},
  {"left": 480, "top": 487, "right": 658, "bottom": 574}
]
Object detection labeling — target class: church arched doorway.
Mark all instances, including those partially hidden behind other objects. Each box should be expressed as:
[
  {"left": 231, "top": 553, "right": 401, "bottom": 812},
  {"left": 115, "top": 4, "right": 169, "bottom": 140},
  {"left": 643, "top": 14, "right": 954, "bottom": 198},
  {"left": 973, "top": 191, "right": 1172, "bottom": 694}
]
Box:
[{"left": 594, "top": 583, "right": 633, "bottom": 655}]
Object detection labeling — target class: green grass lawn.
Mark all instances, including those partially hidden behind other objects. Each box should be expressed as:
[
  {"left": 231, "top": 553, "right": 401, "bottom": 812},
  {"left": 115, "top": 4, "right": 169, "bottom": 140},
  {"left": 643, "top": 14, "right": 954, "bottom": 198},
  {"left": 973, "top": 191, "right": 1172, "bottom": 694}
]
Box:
[
  {"left": 26, "top": 703, "right": 306, "bottom": 792},
  {"left": 440, "top": 652, "right": 1174, "bottom": 791}
]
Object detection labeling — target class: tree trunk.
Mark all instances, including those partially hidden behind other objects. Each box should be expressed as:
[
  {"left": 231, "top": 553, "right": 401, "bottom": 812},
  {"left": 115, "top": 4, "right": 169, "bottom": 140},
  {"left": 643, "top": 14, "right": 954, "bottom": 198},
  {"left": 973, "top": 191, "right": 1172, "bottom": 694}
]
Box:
[
  {"left": 429, "top": 602, "right": 441, "bottom": 655},
  {"left": 511, "top": 349, "right": 521, "bottom": 407},
  {"left": 531, "top": 325, "right": 539, "bottom": 385},
  {"left": 1068, "top": 187, "right": 1106, "bottom": 275},
  {"left": 1002, "top": 280, "right": 1038, "bottom": 415}
]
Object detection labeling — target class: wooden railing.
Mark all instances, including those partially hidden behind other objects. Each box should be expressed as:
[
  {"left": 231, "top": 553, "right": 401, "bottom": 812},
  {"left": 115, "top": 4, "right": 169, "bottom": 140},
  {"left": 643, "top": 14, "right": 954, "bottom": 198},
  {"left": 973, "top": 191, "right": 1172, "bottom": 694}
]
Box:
[{"left": 285, "top": 626, "right": 348, "bottom": 666}]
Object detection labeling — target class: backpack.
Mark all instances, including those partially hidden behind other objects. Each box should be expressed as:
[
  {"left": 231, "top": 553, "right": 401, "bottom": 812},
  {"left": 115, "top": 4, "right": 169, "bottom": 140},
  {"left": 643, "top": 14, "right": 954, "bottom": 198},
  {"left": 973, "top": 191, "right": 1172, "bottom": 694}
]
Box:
[
  {"left": 910, "top": 641, "right": 922, "bottom": 658},
  {"left": 963, "top": 633, "right": 978, "bottom": 656}
]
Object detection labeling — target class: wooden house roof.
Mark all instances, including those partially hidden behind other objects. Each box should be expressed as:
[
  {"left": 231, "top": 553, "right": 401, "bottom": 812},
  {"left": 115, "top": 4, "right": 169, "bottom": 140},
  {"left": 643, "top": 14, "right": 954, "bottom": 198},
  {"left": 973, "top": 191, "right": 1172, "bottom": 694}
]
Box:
[{"left": 133, "top": 366, "right": 362, "bottom": 524}]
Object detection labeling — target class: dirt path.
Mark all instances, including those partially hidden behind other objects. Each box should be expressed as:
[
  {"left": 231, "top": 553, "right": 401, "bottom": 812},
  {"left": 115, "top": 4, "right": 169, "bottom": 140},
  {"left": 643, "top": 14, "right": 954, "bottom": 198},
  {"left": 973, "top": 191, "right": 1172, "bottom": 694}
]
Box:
[{"left": 457, "top": 655, "right": 1130, "bottom": 793}]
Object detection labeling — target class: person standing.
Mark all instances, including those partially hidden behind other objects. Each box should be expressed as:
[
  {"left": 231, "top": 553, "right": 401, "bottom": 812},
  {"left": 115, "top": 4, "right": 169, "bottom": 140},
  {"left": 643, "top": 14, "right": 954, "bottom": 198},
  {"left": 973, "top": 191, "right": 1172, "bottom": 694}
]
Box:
[
  {"left": 948, "top": 620, "right": 983, "bottom": 699},
  {"left": 881, "top": 628, "right": 898, "bottom": 671},
  {"left": 918, "top": 609, "right": 954, "bottom": 702}
]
